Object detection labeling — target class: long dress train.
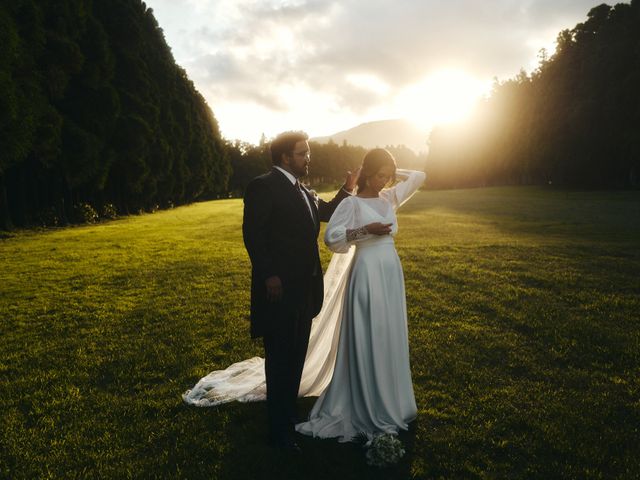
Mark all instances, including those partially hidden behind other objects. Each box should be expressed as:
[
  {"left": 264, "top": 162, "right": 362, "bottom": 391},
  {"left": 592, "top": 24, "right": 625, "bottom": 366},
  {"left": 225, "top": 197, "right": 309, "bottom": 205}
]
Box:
[{"left": 182, "top": 246, "right": 354, "bottom": 406}]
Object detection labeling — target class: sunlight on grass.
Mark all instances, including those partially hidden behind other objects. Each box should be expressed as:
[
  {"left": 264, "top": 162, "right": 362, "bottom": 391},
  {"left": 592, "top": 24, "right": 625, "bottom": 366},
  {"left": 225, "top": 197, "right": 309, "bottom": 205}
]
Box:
[{"left": 1, "top": 187, "right": 639, "bottom": 479}]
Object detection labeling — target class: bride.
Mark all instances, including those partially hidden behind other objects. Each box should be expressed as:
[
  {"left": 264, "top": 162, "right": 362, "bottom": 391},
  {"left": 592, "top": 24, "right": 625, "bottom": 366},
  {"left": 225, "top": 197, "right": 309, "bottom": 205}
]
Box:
[{"left": 184, "top": 148, "right": 426, "bottom": 442}]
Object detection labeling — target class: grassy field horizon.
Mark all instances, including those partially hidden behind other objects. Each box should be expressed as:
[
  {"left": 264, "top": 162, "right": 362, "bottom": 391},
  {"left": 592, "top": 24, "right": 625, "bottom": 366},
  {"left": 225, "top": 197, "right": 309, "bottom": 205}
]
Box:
[{"left": 1, "top": 186, "right": 639, "bottom": 479}]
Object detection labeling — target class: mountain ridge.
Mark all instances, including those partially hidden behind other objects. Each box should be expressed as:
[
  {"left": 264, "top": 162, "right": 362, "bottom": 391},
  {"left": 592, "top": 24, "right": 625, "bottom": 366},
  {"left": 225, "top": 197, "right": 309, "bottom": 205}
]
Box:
[{"left": 311, "top": 119, "right": 429, "bottom": 154}]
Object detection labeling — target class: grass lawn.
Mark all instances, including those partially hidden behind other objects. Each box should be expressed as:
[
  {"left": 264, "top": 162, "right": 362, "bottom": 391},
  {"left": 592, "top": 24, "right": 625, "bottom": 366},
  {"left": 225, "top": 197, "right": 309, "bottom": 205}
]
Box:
[{"left": 1, "top": 186, "right": 639, "bottom": 479}]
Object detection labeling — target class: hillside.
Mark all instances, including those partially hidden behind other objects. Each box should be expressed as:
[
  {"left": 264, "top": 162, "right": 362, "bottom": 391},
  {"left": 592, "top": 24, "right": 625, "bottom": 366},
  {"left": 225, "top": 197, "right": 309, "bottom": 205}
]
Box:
[{"left": 312, "top": 119, "right": 429, "bottom": 154}]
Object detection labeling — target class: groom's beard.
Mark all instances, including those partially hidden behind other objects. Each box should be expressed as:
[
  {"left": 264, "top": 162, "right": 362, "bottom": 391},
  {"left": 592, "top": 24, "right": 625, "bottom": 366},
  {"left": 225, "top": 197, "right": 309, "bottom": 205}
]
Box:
[{"left": 289, "top": 158, "right": 309, "bottom": 178}]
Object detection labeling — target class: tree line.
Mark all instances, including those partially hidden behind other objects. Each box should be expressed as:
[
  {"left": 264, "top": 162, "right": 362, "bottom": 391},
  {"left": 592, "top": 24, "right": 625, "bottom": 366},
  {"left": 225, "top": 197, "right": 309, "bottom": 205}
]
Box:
[
  {"left": 0, "top": 0, "right": 426, "bottom": 230},
  {"left": 225, "top": 138, "right": 427, "bottom": 196},
  {"left": 427, "top": 1, "right": 640, "bottom": 189},
  {"left": 0, "top": 0, "right": 229, "bottom": 230},
  {"left": 4, "top": 1, "right": 636, "bottom": 230}
]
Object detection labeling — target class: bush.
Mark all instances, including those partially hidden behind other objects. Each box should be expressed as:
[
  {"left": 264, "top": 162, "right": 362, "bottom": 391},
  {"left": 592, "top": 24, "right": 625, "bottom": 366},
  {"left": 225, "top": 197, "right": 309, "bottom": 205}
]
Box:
[
  {"left": 73, "top": 202, "right": 99, "bottom": 224},
  {"left": 101, "top": 203, "right": 117, "bottom": 220},
  {"left": 38, "top": 207, "right": 60, "bottom": 227}
]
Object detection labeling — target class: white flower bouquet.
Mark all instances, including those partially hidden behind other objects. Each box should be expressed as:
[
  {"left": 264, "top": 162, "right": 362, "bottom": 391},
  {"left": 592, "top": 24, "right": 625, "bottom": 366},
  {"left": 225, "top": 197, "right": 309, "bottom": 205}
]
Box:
[{"left": 364, "top": 433, "right": 405, "bottom": 467}]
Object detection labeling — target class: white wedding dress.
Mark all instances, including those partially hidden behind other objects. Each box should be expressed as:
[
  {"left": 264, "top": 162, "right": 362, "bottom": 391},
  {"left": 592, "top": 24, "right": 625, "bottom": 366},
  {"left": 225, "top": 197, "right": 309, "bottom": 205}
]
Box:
[
  {"left": 295, "top": 169, "right": 425, "bottom": 441},
  {"left": 183, "top": 169, "right": 426, "bottom": 442}
]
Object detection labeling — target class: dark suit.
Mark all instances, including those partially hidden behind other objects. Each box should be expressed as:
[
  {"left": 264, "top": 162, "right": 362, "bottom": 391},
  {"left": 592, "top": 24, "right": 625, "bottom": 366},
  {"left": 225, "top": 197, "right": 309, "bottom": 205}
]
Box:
[{"left": 242, "top": 167, "right": 349, "bottom": 443}]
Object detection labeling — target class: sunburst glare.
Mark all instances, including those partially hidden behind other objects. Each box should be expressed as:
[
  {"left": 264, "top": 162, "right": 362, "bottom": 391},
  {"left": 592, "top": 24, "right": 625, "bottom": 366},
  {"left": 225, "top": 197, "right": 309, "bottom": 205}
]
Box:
[{"left": 396, "top": 69, "right": 492, "bottom": 130}]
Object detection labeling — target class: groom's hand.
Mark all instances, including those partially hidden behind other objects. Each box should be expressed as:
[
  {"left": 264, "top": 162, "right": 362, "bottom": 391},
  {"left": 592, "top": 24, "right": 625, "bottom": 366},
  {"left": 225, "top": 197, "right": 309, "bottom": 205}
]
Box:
[
  {"left": 265, "top": 275, "right": 283, "bottom": 302},
  {"left": 344, "top": 168, "right": 361, "bottom": 193}
]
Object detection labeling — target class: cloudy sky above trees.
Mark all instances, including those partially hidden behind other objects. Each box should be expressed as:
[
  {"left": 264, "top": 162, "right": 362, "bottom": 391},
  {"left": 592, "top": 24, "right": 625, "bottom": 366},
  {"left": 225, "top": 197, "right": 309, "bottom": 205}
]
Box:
[{"left": 145, "top": 0, "right": 609, "bottom": 144}]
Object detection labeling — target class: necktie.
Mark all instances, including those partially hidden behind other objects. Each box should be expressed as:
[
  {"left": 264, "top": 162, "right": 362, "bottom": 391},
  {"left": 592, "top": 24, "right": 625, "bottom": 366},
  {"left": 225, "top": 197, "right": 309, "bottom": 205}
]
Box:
[
  {"left": 297, "top": 182, "right": 320, "bottom": 276},
  {"left": 296, "top": 181, "right": 316, "bottom": 226}
]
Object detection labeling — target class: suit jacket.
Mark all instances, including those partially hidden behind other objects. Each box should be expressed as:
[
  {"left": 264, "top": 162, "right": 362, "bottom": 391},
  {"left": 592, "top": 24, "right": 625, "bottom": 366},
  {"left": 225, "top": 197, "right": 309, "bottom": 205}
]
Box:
[{"left": 242, "top": 167, "right": 350, "bottom": 338}]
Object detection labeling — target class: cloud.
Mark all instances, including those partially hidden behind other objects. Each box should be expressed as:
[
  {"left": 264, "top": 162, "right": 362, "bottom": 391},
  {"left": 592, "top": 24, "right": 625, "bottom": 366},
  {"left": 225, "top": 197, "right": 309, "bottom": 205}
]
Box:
[
  {"left": 145, "top": 0, "right": 612, "bottom": 140},
  {"left": 186, "top": 52, "right": 288, "bottom": 110}
]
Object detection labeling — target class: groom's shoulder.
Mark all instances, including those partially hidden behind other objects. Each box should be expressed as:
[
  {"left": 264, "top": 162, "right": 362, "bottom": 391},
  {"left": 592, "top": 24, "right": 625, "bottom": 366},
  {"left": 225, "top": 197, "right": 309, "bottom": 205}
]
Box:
[
  {"left": 250, "top": 169, "right": 284, "bottom": 189},
  {"left": 245, "top": 170, "right": 278, "bottom": 198},
  {"left": 251, "top": 168, "right": 277, "bottom": 184}
]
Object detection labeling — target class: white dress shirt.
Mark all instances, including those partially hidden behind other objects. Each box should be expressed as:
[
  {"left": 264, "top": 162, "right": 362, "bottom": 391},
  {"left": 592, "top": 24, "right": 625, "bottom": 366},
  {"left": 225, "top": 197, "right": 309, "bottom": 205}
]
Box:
[{"left": 274, "top": 166, "right": 315, "bottom": 220}]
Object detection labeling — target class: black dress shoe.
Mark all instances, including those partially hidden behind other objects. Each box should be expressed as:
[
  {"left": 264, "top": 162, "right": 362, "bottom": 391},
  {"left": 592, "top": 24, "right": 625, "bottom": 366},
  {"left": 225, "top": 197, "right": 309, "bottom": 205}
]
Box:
[
  {"left": 283, "top": 441, "right": 301, "bottom": 453},
  {"left": 267, "top": 437, "right": 302, "bottom": 453}
]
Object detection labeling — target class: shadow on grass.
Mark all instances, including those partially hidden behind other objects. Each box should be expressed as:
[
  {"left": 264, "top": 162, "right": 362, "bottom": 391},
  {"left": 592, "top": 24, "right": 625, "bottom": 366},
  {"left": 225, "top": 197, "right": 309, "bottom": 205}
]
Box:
[
  {"left": 403, "top": 187, "right": 640, "bottom": 245},
  {"left": 182, "top": 397, "right": 418, "bottom": 480}
]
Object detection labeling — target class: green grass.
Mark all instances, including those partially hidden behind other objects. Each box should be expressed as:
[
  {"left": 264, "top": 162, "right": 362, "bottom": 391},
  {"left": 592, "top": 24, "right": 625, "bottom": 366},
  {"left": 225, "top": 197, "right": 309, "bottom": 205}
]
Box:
[{"left": 1, "top": 186, "right": 639, "bottom": 479}]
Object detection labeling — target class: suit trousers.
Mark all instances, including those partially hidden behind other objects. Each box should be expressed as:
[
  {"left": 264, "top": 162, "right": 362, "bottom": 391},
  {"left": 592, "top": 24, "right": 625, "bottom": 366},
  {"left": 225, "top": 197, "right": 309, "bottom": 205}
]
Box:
[{"left": 262, "top": 283, "right": 314, "bottom": 443}]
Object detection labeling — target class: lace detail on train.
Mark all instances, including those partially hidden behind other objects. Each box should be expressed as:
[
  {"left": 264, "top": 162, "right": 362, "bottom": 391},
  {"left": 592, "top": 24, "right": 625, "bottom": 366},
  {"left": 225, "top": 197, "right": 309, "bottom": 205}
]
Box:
[{"left": 182, "top": 247, "right": 355, "bottom": 406}]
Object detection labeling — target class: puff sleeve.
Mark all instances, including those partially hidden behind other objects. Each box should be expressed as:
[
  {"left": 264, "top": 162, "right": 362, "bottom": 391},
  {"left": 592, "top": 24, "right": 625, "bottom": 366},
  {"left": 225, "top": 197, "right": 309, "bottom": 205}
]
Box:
[{"left": 324, "top": 197, "right": 371, "bottom": 253}]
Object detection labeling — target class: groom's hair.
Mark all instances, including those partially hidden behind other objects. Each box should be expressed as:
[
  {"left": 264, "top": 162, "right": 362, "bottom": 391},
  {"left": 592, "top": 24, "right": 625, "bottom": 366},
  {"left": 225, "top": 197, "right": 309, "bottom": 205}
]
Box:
[{"left": 270, "top": 131, "right": 309, "bottom": 165}]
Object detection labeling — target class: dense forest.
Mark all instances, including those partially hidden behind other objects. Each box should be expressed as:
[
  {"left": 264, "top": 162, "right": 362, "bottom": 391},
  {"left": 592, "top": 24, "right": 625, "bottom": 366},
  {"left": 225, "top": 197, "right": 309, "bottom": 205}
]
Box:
[
  {"left": 0, "top": 0, "right": 229, "bottom": 229},
  {"left": 427, "top": 1, "right": 640, "bottom": 189},
  {"left": 2, "top": 1, "right": 638, "bottom": 229}
]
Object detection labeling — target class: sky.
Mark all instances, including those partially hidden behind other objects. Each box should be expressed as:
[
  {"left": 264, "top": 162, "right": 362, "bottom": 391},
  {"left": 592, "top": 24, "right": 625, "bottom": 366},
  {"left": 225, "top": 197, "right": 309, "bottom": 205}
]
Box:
[{"left": 144, "top": 0, "right": 610, "bottom": 144}]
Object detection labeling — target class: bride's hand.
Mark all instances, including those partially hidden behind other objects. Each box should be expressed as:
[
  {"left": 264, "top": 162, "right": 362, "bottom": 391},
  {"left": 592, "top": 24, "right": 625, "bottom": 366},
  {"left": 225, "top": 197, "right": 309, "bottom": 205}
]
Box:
[{"left": 365, "top": 222, "right": 393, "bottom": 235}]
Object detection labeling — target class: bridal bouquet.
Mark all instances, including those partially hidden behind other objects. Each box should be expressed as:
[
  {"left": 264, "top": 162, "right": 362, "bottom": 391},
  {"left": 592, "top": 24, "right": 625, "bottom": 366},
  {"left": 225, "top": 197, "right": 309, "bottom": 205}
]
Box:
[{"left": 364, "top": 433, "right": 405, "bottom": 467}]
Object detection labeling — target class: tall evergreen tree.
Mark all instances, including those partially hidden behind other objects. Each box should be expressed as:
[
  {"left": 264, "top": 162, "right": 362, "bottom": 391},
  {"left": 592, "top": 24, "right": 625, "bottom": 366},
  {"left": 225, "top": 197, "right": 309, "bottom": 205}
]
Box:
[
  {"left": 0, "top": 0, "right": 229, "bottom": 228},
  {"left": 427, "top": 1, "right": 640, "bottom": 189}
]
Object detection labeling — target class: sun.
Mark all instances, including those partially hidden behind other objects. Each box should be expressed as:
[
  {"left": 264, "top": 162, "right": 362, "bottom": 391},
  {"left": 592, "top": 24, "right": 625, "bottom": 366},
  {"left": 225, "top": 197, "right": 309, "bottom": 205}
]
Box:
[{"left": 396, "top": 69, "right": 492, "bottom": 130}]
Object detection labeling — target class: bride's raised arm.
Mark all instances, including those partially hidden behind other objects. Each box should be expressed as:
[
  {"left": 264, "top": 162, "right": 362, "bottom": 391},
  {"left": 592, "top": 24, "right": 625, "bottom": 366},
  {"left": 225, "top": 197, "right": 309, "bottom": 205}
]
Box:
[{"left": 381, "top": 168, "right": 427, "bottom": 210}]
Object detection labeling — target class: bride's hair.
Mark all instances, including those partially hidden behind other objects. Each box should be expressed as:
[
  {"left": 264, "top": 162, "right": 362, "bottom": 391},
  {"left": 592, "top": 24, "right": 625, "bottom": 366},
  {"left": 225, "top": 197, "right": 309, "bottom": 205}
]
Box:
[{"left": 356, "top": 148, "right": 397, "bottom": 192}]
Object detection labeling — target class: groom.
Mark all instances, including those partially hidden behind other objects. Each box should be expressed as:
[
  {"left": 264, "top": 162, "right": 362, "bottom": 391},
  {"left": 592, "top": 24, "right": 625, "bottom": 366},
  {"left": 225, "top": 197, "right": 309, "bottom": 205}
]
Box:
[{"left": 242, "top": 131, "right": 355, "bottom": 450}]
